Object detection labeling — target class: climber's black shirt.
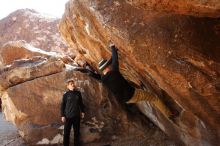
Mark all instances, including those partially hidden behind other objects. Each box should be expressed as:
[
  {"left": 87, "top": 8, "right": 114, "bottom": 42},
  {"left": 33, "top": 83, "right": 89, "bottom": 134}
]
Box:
[
  {"left": 101, "top": 70, "right": 135, "bottom": 103},
  {"left": 74, "top": 46, "right": 135, "bottom": 102},
  {"left": 81, "top": 46, "right": 135, "bottom": 102},
  {"left": 101, "top": 47, "right": 135, "bottom": 102},
  {"left": 60, "top": 89, "right": 85, "bottom": 118}
]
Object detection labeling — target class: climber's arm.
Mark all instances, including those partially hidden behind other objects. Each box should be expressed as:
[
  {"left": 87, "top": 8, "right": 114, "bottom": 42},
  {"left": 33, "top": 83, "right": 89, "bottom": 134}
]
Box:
[
  {"left": 111, "top": 45, "right": 119, "bottom": 71},
  {"left": 88, "top": 70, "right": 102, "bottom": 80},
  {"left": 75, "top": 68, "right": 101, "bottom": 80}
]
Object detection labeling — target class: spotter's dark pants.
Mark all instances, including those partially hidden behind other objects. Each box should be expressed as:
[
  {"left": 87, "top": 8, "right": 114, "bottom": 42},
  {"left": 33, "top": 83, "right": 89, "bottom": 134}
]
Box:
[{"left": 63, "top": 116, "right": 81, "bottom": 146}]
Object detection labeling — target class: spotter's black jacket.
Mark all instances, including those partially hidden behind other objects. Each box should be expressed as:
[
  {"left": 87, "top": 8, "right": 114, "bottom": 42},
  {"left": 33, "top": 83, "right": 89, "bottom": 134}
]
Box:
[{"left": 61, "top": 89, "right": 85, "bottom": 118}]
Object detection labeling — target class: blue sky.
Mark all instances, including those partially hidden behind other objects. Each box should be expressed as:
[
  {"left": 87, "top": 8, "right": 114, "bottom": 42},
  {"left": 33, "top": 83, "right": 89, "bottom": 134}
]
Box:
[{"left": 0, "top": 0, "right": 69, "bottom": 19}]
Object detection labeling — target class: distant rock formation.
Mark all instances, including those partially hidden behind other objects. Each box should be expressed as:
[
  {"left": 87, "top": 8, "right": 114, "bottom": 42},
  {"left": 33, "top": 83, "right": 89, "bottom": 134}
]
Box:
[
  {"left": 0, "top": 9, "right": 73, "bottom": 54},
  {"left": 59, "top": 0, "right": 220, "bottom": 146}
]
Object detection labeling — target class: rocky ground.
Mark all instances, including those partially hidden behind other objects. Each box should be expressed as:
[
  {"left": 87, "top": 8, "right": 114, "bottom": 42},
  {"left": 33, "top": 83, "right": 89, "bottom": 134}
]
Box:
[
  {"left": 0, "top": 111, "right": 173, "bottom": 146},
  {"left": 0, "top": 112, "right": 25, "bottom": 146}
]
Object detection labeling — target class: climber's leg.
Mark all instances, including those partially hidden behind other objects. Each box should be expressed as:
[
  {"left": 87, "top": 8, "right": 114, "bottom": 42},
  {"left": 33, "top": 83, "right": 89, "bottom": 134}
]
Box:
[
  {"left": 151, "top": 97, "right": 172, "bottom": 118},
  {"left": 126, "top": 89, "right": 155, "bottom": 104},
  {"left": 126, "top": 89, "right": 172, "bottom": 118}
]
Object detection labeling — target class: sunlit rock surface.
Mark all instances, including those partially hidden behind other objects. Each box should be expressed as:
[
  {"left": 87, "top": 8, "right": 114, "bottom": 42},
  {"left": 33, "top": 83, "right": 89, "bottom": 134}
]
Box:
[{"left": 60, "top": 0, "right": 220, "bottom": 145}]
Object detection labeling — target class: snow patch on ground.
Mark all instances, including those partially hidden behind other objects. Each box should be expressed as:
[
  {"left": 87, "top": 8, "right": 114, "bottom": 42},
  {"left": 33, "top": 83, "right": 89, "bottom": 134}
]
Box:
[
  {"left": 36, "top": 134, "right": 63, "bottom": 145},
  {"left": 36, "top": 138, "right": 50, "bottom": 145},
  {"left": 50, "top": 134, "right": 63, "bottom": 144}
]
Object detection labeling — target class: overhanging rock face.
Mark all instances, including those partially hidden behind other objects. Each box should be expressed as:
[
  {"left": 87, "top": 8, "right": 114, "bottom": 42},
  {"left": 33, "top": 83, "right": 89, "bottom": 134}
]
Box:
[
  {"left": 60, "top": 0, "right": 220, "bottom": 145},
  {"left": 0, "top": 42, "right": 176, "bottom": 145}
]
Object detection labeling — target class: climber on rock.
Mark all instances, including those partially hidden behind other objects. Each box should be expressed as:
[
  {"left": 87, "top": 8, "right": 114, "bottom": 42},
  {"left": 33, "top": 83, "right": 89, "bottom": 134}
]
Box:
[
  {"left": 60, "top": 79, "right": 85, "bottom": 146},
  {"left": 76, "top": 44, "right": 176, "bottom": 121}
]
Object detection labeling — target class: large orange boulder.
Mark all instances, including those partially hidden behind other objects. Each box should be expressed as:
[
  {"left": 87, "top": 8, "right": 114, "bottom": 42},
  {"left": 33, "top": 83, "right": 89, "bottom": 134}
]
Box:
[{"left": 59, "top": 0, "right": 220, "bottom": 145}]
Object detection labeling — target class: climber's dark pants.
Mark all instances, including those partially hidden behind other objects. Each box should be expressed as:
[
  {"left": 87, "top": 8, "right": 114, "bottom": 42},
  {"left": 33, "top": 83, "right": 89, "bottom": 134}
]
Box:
[{"left": 63, "top": 116, "right": 81, "bottom": 146}]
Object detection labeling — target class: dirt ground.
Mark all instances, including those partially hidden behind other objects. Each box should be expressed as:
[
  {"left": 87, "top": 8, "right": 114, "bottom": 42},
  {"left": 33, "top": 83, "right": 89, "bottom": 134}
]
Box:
[{"left": 0, "top": 112, "right": 175, "bottom": 146}]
